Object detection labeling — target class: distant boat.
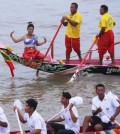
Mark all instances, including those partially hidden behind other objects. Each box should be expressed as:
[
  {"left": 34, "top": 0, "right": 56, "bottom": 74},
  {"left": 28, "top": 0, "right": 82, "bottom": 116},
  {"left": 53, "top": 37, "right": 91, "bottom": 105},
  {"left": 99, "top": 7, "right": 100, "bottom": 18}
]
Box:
[{"left": 1, "top": 42, "right": 120, "bottom": 76}]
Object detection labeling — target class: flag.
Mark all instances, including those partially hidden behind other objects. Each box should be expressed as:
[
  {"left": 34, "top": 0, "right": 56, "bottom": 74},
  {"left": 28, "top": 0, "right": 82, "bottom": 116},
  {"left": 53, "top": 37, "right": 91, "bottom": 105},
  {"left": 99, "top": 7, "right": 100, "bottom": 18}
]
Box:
[{"left": 0, "top": 49, "right": 15, "bottom": 77}]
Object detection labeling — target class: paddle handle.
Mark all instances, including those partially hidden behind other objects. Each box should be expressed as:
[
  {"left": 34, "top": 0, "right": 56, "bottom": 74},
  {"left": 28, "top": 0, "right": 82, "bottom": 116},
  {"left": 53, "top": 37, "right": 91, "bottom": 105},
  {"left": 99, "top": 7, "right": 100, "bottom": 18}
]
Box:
[
  {"left": 102, "top": 111, "right": 120, "bottom": 126},
  {"left": 93, "top": 104, "right": 120, "bottom": 127},
  {"left": 68, "top": 40, "right": 97, "bottom": 83},
  {"left": 15, "top": 109, "right": 23, "bottom": 134},
  {"left": 47, "top": 107, "right": 67, "bottom": 122},
  {"left": 115, "top": 41, "right": 120, "bottom": 45},
  {"left": 70, "top": 41, "right": 120, "bottom": 59},
  {"left": 44, "top": 22, "right": 62, "bottom": 58}
]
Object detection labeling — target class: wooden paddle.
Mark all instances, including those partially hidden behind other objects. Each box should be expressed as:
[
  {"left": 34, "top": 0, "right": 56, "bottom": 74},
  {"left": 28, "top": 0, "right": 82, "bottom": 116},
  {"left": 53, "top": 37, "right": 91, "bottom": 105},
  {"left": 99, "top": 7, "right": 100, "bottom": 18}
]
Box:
[
  {"left": 44, "top": 22, "right": 62, "bottom": 58},
  {"left": 70, "top": 41, "right": 120, "bottom": 59},
  {"left": 47, "top": 96, "right": 83, "bottom": 122},
  {"left": 14, "top": 99, "right": 23, "bottom": 134},
  {"left": 68, "top": 40, "right": 97, "bottom": 83},
  {"left": 36, "top": 23, "right": 62, "bottom": 76},
  {"left": 115, "top": 41, "right": 120, "bottom": 45}
]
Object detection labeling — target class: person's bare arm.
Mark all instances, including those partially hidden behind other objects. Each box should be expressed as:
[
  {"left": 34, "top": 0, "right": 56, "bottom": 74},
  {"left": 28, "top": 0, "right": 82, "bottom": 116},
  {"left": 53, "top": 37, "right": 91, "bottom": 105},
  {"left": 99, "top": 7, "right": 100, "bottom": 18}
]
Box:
[
  {"left": 69, "top": 109, "right": 78, "bottom": 123},
  {"left": 69, "top": 104, "right": 78, "bottom": 123},
  {"left": 62, "top": 22, "right": 68, "bottom": 26},
  {"left": 92, "top": 107, "right": 102, "bottom": 116},
  {"left": 48, "top": 117, "right": 64, "bottom": 123},
  {"left": 110, "top": 106, "right": 120, "bottom": 122},
  {"left": 61, "top": 16, "right": 78, "bottom": 26},
  {"left": 26, "top": 129, "right": 41, "bottom": 134},
  {"left": 96, "top": 27, "right": 105, "bottom": 38},
  {"left": 36, "top": 37, "right": 47, "bottom": 46},
  {"left": 10, "top": 31, "right": 23, "bottom": 43},
  {"left": 14, "top": 107, "right": 27, "bottom": 124},
  {"left": 61, "top": 17, "right": 68, "bottom": 26}
]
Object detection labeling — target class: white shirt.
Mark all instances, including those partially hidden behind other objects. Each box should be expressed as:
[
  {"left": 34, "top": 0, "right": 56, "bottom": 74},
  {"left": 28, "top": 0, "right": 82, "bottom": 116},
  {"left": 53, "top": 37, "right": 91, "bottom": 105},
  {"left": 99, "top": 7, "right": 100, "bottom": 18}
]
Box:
[
  {"left": 92, "top": 94, "right": 120, "bottom": 123},
  {"left": 0, "top": 107, "right": 10, "bottom": 134},
  {"left": 24, "top": 110, "right": 47, "bottom": 134},
  {"left": 60, "top": 106, "right": 80, "bottom": 134}
]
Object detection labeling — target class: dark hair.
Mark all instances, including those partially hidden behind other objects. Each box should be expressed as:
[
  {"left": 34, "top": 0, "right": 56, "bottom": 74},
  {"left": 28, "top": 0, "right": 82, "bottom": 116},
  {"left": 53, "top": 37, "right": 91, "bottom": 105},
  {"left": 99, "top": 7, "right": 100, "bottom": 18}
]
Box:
[
  {"left": 71, "top": 3, "right": 78, "bottom": 9},
  {"left": 26, "top": 99, "right": 38, "bottom": 111},
  {"left": 62, "top": 92, "right": 71, "bottom": 99},
  {"left": 27, "top": 22, "right": 34, "bottom": 30},
  {"left": 101, "top": 5, "right": 108, "bottom": 12},
  {"left": 96, "top": 84, "right": 105, "bottom": 90}
]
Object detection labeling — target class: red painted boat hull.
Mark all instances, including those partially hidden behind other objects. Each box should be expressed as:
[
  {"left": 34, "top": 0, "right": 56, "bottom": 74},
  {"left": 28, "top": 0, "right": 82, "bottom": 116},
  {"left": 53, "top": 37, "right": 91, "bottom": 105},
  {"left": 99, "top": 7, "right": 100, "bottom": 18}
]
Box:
[{"left": 10, "top": 126, "right": 120, "bottom": 134}]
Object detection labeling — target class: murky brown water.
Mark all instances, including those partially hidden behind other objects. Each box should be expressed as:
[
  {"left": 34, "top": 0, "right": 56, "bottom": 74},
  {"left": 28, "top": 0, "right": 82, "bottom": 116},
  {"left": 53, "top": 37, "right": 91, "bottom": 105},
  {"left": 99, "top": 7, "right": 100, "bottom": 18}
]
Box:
[{"left": 0, "top": 0, "right": 120, "bottom": 131}]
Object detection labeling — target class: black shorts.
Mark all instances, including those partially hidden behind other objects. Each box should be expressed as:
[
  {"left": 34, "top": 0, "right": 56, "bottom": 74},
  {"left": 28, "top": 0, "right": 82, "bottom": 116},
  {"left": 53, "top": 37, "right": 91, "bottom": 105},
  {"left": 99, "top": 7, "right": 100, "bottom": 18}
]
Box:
[
  {"left": 48, "top": 122, "right": 75, "bottom": 134},
  {"left": 91, "top": 116, "right": 113, "bottom": 130}
]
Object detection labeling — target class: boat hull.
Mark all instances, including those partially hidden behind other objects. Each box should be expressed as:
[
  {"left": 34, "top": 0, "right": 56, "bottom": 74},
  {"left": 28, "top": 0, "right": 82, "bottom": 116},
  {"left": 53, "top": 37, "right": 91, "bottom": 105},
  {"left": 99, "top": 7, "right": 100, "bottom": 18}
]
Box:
[
  {"left": 10, "top": 126, "right": 120, "bottom": 134},
  {"left": 68, "top": 59, "right": 120, "bottom": 76},
  {"left": 0, "top": 48, "right": 78, "bottom": 75},
  {"left": 78, "top": 65, "right": 120, "bottom": 76},
  {"left": 1, "top": 48, "right": 120, "bottom": 76}
]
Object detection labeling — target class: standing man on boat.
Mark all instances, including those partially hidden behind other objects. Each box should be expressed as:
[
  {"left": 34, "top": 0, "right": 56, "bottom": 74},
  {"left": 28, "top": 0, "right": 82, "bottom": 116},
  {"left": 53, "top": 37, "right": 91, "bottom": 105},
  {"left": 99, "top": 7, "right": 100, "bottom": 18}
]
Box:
[
  {"left": 14, "top": 99, "right": 47, "bottom": 134},
  {"left": 47, "top": 92, "right": 80, "bottom": 134},
  {"left": 96, "top": 5, "right": 115, "bottom": 65},
  {"left": 82, "top": 84, "right": 120, "bottom": 133},
  {"left": 0, "top": 106, "right": 10, "bottom": 134},
  {"left": 61, "top": 3, "right": 82, "bottom": 64}
]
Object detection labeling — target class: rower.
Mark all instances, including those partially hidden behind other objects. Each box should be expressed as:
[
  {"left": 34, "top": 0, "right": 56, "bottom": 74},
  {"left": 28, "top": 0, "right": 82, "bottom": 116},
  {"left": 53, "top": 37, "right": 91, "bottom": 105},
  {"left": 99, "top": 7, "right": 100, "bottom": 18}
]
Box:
[
  {"left": 82, "top": 84, "right": 120, "bottom": 133},
  {"left": 14, "top": 99, "right": 47, "bottom": 134},
  {"left": 47, "top": 92, "right": 80, "bottom": 134}
]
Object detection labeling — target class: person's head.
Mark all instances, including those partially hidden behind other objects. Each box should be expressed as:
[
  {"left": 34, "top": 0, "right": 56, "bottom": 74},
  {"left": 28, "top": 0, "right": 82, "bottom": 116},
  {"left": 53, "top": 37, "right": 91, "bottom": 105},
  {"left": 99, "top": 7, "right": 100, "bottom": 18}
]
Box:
[
  {"left": 70, "top": 3, "right": 78, "bottom": 14},
  {"left": 100, "top": 5, "right": 108, "bottom": 15},
  {"left": 61, "top": 92, "right": 71, "bottom": 106},
  {"left": 27, "top": 22, "right": 34, "bottom": 35},
  {"left": 25, "top": 99, "right": 38, "bottom": 113},
  {"left": 95, "top": 84, "right": 105, "bottom": 97}
]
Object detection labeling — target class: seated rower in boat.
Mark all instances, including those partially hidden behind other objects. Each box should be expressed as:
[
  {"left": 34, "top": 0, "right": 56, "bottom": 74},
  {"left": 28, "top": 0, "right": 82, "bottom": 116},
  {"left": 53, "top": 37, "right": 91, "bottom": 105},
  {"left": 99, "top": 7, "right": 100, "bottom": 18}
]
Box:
[
  {"left": 82, "top": 84, "right": 120, "bottom": 133},
  {"left": 14, "top": 99, "right": 47, "bottom": 134},
  {"left": 10, "top": 22, "right": 52, "bottom": 63},
  {"left": 47, "top": 92, "right": 80, "bottom": 134}
]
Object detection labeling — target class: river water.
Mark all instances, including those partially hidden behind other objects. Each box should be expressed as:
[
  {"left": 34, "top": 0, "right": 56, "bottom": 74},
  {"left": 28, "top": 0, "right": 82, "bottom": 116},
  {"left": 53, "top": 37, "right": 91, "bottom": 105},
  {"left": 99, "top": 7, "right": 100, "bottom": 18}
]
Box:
[{"left": 0, "top": 0, "right": 120, "bottom": 131}]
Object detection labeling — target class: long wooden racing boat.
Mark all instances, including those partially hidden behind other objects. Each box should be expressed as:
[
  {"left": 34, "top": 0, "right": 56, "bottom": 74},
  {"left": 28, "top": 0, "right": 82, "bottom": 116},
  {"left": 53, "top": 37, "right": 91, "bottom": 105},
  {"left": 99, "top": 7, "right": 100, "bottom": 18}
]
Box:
[
  {"left": 1, "top": 47, "right": 120, "bottom": 76},
  {"left": 0, "top": 46, "right": 78, "bottom": 75},
  {"left": 10, "top": 126, "right": 120, "bottom": 134}
]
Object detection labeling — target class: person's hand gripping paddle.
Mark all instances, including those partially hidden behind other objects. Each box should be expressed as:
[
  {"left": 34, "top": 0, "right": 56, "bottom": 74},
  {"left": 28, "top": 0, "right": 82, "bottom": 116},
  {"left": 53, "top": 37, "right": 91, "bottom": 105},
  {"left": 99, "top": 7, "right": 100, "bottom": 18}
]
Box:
[{"left": 14, "top": 99, "right": 23, "bottom": 134}]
